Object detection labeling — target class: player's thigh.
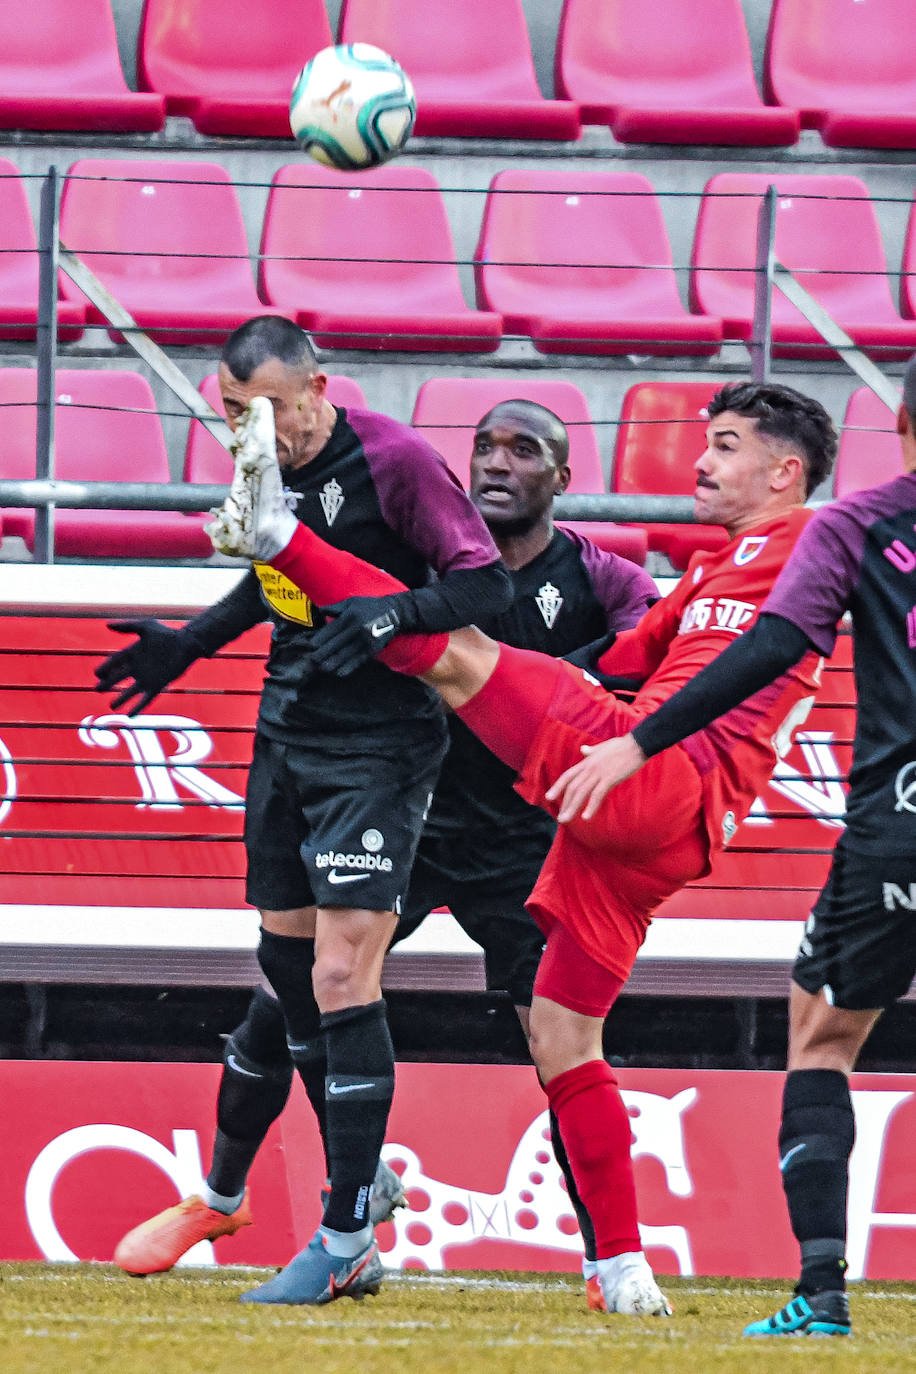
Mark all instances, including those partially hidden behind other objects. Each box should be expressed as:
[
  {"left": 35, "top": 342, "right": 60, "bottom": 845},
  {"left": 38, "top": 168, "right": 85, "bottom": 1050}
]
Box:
[
  {"left": 296, "top": 739, "right": 443, "bottom": 919},
  {"left": 244, "top": 733, "right": 315, "bottom": 911},
  {"left": 793, "top": 836, "right": 916, "bottom": 1013}
]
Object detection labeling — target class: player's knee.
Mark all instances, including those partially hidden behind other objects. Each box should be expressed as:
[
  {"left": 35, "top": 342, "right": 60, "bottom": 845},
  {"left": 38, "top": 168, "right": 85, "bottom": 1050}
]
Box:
[{"left": 528, "top": 1005, "right": 595, "bottom": 1084}]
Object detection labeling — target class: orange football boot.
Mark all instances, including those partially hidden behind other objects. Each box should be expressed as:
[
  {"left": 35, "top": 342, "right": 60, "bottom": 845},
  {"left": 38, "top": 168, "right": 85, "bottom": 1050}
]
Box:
[{"left": 114, "top": 1189, "right": 252, "bottom": 1275}]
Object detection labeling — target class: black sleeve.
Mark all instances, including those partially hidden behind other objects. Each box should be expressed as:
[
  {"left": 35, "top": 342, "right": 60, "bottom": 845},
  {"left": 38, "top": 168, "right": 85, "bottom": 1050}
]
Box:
[
  {"left": 386, "top": 560, "right": 514, "bottom": 635},
  {"left": 631, "top": 613, "right": 816, "bottom": 758},
  {"left": 182, "top": 569, "right": 268, "bottom": 657}
]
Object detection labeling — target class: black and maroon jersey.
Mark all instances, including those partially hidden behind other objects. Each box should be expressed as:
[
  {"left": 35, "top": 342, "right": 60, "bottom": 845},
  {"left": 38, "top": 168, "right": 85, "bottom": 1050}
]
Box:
[
  {"left": 764, "top": 472, "right": 916, "bottom": 854},
  {"left": 195, "top": 407, "right": 504, "bottom": 746},
  {"left": 424, "top": 528, "right": 658, "bottom": 839}
]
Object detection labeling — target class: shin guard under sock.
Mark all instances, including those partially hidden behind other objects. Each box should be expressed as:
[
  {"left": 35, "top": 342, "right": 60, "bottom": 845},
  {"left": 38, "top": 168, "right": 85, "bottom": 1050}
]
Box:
[
  {"left": 257, "top": 931, "right": 329, "bottom": 1170},
  {"left": 321, "top": 1000, "right": 395, "bottom": 1233},
  {"left": 546, "top": 1060, "right": 640, "bottom": 1260},
  {"left": 779, "top": 1069, "right": 855, "bottom": 1294},
  {"left": 207, "top": 988, "right": 294, "bottom": 1198},
  {"left": 271, "top": 524, "right": 447, "bottom": 675}
]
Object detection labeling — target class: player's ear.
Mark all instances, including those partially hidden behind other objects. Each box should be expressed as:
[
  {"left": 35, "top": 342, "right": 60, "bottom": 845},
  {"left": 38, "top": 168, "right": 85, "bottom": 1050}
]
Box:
[
  {"left": 896, "top": 402, "right": 910, "bottom": 439},
  {"left": 555, "top": 462, "right": 572, "bottom": 494},
  {"left": 773, "top": 450, "right": 804, "bottom": 492}
]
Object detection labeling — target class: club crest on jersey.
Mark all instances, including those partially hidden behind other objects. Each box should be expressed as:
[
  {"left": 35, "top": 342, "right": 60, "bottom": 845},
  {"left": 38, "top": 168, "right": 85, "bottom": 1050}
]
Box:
[
  {"left": 535, "top": 581, "right": 563, "bottom": 629},
  {"left": 733, "top": 535, "right": 768, "bottom": 566},
  {"left": 319, "top": 478, "right": 344, "bottom": 527}
]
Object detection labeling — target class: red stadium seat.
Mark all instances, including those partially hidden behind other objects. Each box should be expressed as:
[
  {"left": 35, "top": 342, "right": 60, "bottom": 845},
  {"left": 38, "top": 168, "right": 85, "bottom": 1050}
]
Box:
[
  {"left": 338, "top": 0, "right": 580, "bottom": 141},
  {"left": 411, "top": 377, "right": 647, "bottom": 565},
  {"left": 259, "top": 164, "right": 502, "bottom": 352},
  {"left": 0, "top": 370, "right": 211, "bottom": 559},
  {"left": 0, "top": 0, "right": 164, "bottom": 133},
  {"left": 183, "top": 373, "right": 369, "bottom": 485},
  {"left": 613, "top": 382, "right": 729, "bottom": 571},
  {"left": 555, "top": 0, "right": 798, "bottom": 146},
  {"left": 691, "top": 173, "right": 916, "bottom": 361},
  {"left": 60, "top": 159, "right": 276, "bottom": 347},
  {"left": 0, "top": 160, "right": 84, "bottom": 341},
  {"left": 765, "top": 0, "right": 916, "bottom": 150},
  {"left": 138, "top": 0, "right": 331, "bottom": 138},
  {"left": 474, "top": 169, "right": 722, "bottom": 357},
  {"left": 835, "top": 387, "right": 903, "bottom": 499}
]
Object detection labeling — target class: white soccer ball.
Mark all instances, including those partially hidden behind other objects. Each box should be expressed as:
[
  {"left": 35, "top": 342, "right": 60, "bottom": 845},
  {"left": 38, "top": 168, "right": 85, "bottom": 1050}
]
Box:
[{"left": 289, "top": 44, "right": 416, "bottom": 171}]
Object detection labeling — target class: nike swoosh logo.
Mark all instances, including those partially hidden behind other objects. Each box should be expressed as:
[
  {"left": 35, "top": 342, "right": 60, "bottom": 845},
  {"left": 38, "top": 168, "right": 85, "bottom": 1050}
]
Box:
[
  {"left": 226, "top": 1053, "right": 263, "bottom": 1079},
  {"left": 328, "top": 1080, "right": 375, "bottom": 1095},
  {"left": 327, "top": 870, "right": 371, "bottom": 884},
  {"left": 779, "top": 1143, "right": 807, "bottom": 1171},
  {"left": 329, "top": 1246, "right": 376, "bottom": 1297},
  {"left": 371, "top": 622, "right": 392, "bottom": 638}
]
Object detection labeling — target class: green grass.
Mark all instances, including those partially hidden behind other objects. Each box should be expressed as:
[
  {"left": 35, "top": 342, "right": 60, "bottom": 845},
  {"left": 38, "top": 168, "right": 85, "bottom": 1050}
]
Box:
[{"left": 1, "top": 1265, "right": 914, "bottom": 1374}]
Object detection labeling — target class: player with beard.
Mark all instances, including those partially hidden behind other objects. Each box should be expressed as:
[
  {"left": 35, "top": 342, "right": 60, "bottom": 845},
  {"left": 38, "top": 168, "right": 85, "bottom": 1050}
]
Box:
[
  {"left": 96, "top": 316, "right": 513, "bottom": 1306},
  {"left": 113, "top": 400, "right": 656, "bottom": 1308}
]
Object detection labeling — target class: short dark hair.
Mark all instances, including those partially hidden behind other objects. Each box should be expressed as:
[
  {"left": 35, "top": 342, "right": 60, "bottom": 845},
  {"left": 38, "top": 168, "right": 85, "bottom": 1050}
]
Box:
[
  {"left": 476, "top": 399, "right": 570, "bottom": 469},
  {"left": 707, "top": 381, "right": 837, "bottom": 499},
  {"left": 221, "top": 316, "right": 318, "bottom": 382},
  {"left": 903, "top": 353, "right": 916, "bottom": 426}
]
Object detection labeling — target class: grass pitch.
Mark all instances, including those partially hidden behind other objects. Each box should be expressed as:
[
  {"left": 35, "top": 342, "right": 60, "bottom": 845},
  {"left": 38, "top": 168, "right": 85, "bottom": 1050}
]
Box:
[{"left": 1, "top": 1265, "right": 914, "bottom": 1374}]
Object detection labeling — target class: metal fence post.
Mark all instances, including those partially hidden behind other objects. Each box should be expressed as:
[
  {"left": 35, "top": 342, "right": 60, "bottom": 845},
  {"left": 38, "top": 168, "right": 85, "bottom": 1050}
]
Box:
[
  {"left": 35, "top": 165, "right": 61, "bottom": 565},
  {"left": 750, "top": 183, "right": 777, "bottom": 384}
]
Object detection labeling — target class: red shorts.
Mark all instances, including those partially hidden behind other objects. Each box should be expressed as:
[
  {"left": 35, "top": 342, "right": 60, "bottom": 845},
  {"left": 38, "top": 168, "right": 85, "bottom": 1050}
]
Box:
[
  {"left": 533, "top": 918, "right": 626, "bottom": 1018},
  {"left": 458, "top": 646, "right": 708, "bottom": 984}
]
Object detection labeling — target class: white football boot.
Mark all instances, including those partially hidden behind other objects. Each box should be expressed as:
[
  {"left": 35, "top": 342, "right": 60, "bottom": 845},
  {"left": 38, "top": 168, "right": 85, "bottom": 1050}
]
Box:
[
  {"left": 596, "top": 1252, "right": 673, "bottom": 1316},
  {"left": 205, "top": 396, "right": 297, "bottom": 561}
]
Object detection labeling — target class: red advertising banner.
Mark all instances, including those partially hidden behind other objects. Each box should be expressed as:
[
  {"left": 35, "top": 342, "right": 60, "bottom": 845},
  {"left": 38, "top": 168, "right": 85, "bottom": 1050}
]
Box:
[
  {"left": 0, "top": 617, "right": 855, "bottom": 925},
  {"left": 2, "top": 1061, "right": 914, "bottom": 1282}
]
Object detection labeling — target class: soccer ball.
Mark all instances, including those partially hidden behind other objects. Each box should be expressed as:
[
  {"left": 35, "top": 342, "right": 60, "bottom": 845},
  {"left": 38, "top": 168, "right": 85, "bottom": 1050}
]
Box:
[{"left": 289, "top": 44, "right": 416, "bottom": 171}]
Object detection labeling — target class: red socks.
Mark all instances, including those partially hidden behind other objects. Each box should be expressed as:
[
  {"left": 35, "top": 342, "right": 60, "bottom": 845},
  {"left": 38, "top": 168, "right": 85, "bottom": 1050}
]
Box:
[
  {"left": 271, "top": 524, "right": 447, "bottom": 676},
  {"left": 545, "top": 1060, "right": 641, "bottom": 1260}
]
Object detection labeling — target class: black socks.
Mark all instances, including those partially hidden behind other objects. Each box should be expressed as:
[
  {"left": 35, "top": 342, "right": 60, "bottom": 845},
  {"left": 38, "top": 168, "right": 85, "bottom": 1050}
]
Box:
[{"left": 779, "top": 1069, "right": 855, "bottom": 1295}]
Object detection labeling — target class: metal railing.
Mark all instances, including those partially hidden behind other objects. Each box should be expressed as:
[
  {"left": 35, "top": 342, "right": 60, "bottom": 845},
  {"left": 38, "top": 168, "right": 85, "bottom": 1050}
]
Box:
[{"left": 0, "top": 169, "right": 904, "bottom": 561}]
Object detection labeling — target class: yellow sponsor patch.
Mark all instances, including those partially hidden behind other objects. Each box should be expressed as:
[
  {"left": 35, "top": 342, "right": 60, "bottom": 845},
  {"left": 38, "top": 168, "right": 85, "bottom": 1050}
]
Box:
[{"left": 254, "top": 561, "right": 315, "bottom": 626}]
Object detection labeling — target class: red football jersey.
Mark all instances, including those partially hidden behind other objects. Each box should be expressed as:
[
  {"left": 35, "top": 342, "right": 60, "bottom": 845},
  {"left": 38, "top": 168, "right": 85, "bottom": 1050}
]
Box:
[{"left": 598, "top": 507, "right": 824, "bottom": 857}]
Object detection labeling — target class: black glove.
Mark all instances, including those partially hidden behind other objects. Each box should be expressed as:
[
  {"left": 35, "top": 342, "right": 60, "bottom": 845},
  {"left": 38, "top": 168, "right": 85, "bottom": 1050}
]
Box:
[
  {"left": 94, "top": 619, "right": 201, "bottom": 715},
  {"left": 308, "top": 597, "right": 402, "bottom": 677}
]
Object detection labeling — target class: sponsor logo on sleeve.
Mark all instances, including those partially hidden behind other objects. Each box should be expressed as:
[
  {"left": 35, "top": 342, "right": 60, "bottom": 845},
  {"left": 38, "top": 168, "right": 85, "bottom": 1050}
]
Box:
[{"left": 253, "top": 563, "right": 315, "bottom": 626}]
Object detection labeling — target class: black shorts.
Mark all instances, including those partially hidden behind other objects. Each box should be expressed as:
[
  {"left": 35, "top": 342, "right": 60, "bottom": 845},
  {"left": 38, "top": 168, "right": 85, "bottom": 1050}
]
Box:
[
  {"left": 793, "top": 835, "right": 916, "bottom": 1011},
  {"left": 244, "top": 731, "right": 444, "bottom": 914},
  {"left": 394, "top": 825, "right": 553, "bottom": 1007}
]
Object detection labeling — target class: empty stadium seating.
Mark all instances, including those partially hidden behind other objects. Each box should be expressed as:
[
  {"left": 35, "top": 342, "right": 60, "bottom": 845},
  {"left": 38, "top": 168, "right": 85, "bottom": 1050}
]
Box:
[
  {"left": 475, "top": 169, "right": 722, "bottom": 356},
  {"left": 0, "top": 0, "right": 164, "bottom": 133},
  {"left": 555, "top": 0, "right": 798, "bottom": 146},
  {"left": 691, "top": 173, "right": 916, "bottom": 360},
  {"left": 613, "top": 381, "right": 729, "bottom": 570},
  {"left": 0, "top": 369, "right": 211, "bottom": 559},
  {"left": 138, "top": 0, "right": 331, "bottom": 138},
  {"left": 259, "top": 164, "right": 502, "bottom": 351},
  {"left": 183, "top": 373, "right": 369, "bottom": 485},
  {"left": 411, "top": 377, "right": 647, "bottom": 563},
  {"left": 835, "top": 386, "right": 903, "bottom": 498},
  {"left": 59, "top": 159, "right": 274, "bottom": 347},
  {"left": 338, "top": 0, "right": 580, "bottom": 140},
  {"left": 765, "top": 0, "right": 916, "bottom": 150},
  {"left": 0, "top": 160, "right": 84, "bottom": 340}
]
